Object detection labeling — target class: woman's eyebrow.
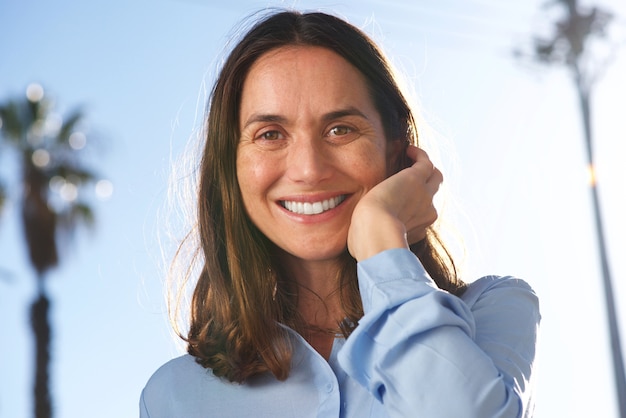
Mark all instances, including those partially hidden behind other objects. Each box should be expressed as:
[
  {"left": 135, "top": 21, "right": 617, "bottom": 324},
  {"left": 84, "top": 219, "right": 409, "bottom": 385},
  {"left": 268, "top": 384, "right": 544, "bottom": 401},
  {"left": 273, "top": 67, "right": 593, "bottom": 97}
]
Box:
[
  {"left": 322, "top": 106, "right": 368, "bottom": 122},
  {"left": 242, "top": 114, "right": 287, "bottom": 130}
]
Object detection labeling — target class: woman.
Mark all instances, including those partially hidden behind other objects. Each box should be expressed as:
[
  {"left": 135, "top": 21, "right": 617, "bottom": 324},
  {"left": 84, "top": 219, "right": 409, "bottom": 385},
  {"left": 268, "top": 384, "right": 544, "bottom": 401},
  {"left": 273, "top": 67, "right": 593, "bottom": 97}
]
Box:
[{"left": 140, "top": 10, "right": 540, "bottom": 418}]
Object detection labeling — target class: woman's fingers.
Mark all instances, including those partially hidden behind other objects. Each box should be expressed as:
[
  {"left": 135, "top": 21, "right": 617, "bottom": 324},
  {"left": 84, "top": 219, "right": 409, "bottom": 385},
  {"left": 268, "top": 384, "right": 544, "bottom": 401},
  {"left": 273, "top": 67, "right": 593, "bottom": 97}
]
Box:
[
  {"left": 405, "top": 144, "right": 420, "bottom": 162},
  {"left": 426, "top": 166, "right": 443, "bottom": 196},
  {"left": 395, "top": 147, "right": 442, "bottom": 244}
]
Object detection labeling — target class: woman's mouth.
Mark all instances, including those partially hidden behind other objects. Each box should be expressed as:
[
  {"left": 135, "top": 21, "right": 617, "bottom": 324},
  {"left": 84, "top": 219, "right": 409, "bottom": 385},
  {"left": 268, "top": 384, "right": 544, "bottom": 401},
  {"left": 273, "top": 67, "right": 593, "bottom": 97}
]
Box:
[{"left": 280, "top": 195, "right": 346, "bottom": 215}]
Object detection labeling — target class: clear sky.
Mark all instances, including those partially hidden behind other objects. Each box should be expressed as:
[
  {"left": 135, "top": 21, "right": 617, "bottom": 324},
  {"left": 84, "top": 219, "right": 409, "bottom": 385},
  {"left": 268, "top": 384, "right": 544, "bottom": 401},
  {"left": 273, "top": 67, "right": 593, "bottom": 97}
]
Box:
[{"left": 1, "top": 0, "right": 625, "bottom": 417}]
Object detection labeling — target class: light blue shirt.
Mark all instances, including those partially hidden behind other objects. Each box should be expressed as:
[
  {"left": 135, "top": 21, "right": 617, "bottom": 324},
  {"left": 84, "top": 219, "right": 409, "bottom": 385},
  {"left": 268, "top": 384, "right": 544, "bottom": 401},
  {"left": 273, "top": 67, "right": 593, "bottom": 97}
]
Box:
[{"left": 140, "top": 248, "right": 540, "bottom": 417}]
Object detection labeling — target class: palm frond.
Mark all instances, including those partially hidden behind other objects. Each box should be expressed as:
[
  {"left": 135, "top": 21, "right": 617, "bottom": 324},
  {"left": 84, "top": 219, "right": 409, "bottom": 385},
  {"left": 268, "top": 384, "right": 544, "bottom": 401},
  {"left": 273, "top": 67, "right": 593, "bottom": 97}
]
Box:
[
  {"left": 51, "top": 164, "right": 97, "bottom": 184},
  {"left": 68, "top": 202, "right": 95, "bottom": 228},
  {"left": 56, "top": 109, "right": 84, "bottom": 144},
  {"left": 0, "top": 101, "right": 26, "bottom": 141}
]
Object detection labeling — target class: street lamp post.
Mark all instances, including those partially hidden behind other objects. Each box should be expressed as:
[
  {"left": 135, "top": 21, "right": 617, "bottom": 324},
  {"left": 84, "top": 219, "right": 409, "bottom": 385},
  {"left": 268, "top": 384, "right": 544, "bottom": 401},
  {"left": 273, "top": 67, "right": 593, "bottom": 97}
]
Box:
[{"left": 526, "top": 1, "right": 626, "bottom": 416}]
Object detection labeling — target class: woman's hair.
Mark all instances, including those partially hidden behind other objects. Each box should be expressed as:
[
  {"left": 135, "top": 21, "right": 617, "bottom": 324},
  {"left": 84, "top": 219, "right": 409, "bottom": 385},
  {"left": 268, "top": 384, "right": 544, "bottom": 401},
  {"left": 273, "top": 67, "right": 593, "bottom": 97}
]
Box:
[{"left": 183, "top": 10, "right": 466, "bottom": 383}]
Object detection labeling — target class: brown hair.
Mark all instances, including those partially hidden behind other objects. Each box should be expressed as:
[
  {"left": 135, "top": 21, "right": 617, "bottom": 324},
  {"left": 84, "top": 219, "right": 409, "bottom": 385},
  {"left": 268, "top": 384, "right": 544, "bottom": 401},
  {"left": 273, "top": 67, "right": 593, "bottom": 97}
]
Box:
[{"left": 183, "top": 10, "right": 466, "bottom": 383}]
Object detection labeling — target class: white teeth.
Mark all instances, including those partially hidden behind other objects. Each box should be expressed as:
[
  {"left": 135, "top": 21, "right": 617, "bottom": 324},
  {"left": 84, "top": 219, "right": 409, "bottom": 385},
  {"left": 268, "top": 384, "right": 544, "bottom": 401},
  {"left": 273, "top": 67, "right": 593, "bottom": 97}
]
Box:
[
  {"left": 282, "top": 195, "right": 345, "bottom": 215},
  {"left": 311, "top": 202, "right": 323, "bottom": 213}
]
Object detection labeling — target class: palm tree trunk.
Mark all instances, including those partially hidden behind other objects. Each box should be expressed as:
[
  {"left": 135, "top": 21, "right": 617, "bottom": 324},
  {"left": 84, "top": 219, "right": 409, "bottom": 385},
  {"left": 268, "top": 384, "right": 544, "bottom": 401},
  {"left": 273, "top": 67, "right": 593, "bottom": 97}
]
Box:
[
  {"left": 576, "top": 72, "right": 626, "bottom": 417},
  {"left": 30, "top": 277, "right": 52, "bottom": 418}
]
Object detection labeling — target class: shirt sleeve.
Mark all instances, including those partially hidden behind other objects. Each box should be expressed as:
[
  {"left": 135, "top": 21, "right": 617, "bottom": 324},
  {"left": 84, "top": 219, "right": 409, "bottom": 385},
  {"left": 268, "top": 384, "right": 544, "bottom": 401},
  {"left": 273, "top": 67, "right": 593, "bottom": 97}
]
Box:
[{"left": 337, "top": 248, "right": 540, "bottom": 418}]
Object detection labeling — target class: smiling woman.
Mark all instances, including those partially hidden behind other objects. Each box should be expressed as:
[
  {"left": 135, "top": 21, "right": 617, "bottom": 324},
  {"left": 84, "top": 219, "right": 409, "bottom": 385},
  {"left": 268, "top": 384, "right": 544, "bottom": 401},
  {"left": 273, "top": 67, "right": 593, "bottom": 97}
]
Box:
[
  {"left": 237, "top": 46, "right": 391, "bottom": 270},
  {"left": 139, "top": 10, "right": 541, "bottom": 418}
]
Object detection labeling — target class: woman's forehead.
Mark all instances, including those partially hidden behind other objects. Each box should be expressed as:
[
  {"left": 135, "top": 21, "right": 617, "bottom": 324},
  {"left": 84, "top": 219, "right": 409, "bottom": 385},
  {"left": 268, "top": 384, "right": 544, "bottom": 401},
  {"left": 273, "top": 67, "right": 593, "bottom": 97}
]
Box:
[{"left": 239, "top": 46, "right": 374, "bottom": 121}]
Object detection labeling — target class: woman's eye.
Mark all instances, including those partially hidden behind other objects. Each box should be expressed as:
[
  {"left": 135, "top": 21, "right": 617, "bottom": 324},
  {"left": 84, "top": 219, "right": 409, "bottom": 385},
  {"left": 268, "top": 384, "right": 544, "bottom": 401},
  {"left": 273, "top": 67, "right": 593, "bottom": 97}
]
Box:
[
  {"left": 328, "top": 126, "right": 352, "bottom": 136},
  {"left": 258, "top": 130, "right": 282, "bottom": 141}
]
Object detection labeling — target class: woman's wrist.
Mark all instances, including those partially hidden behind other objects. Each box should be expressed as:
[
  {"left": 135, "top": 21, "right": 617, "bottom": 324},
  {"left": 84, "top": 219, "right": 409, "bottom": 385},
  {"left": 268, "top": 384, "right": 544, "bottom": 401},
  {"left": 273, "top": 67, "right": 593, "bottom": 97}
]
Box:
[{"left": 348, "top": 205, "right": 409, "bottom": 261}]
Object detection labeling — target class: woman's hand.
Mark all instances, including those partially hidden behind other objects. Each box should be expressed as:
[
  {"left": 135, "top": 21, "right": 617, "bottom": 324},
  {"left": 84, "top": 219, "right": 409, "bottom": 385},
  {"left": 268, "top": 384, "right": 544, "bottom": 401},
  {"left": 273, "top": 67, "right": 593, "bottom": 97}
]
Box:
[{"left": 347, "top": 146, "right": 443, "bottom": 261}]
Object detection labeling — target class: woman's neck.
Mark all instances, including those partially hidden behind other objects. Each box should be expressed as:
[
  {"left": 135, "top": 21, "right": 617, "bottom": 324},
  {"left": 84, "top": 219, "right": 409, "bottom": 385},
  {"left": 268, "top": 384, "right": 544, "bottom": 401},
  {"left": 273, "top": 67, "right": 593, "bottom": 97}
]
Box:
[
  {"left": 279, "top": 252, "right": 344, "bottom": 301},
  {"left": 278, "top": 253, "right": 346, "bottom": 358}
]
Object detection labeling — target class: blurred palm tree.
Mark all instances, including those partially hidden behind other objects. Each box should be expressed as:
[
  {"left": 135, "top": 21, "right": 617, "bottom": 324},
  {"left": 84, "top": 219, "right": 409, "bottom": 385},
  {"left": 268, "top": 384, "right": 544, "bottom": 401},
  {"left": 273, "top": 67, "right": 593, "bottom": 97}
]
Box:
[
  {"left": 0, "top": 83, "right": 97, "bottom": 418},
  {"left": 0, "top": 181, "right": 5, "bottom": 213},
  {"left": 521, "top": 0, "right": 625, "bottom": 416}
]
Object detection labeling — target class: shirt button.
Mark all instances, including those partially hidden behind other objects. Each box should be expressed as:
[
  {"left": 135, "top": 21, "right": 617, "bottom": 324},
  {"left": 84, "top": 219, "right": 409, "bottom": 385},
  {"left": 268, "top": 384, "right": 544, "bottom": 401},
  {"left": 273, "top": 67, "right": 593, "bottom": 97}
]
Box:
[{"left": 325, "top": 383, "right": 333, "bottom": 393}]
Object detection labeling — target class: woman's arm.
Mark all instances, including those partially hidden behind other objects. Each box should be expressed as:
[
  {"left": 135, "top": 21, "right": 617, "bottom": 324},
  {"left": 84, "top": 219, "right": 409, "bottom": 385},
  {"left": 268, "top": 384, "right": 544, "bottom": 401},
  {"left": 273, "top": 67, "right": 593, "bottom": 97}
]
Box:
[
  {"left": 344, "top": 146, "right": 540, "bottom": 417},
  {"left": 338, "top": 249, "right": 540, "bottom": 417}
]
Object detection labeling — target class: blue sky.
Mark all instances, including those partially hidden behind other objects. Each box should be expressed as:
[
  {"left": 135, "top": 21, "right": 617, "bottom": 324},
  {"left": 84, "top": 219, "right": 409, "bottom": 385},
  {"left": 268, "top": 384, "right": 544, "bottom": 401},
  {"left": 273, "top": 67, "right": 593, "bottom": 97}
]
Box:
[{"left": 1, "top": 0, "right": 625, "bottom": 417}]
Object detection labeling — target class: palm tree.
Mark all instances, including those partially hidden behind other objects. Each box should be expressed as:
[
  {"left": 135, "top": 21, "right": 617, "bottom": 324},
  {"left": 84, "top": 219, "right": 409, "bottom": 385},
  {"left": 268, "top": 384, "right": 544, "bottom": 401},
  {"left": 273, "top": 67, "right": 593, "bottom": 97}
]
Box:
[
  {"left": 522, "top": 1, "right": 625, "bottom": 416},
  {"left": 0, "top": 83, "right": 96, "bottom": 418},
  {"left": 0, "top": 185, "right": 5, "bottom": 212}
]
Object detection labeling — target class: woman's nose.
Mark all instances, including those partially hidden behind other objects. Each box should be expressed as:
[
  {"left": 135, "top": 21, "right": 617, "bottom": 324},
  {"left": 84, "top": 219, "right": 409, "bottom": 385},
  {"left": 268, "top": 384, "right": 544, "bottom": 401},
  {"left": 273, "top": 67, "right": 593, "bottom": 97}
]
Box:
[{"left": 285, "top": 136, "right": 332, "bottom": 185}]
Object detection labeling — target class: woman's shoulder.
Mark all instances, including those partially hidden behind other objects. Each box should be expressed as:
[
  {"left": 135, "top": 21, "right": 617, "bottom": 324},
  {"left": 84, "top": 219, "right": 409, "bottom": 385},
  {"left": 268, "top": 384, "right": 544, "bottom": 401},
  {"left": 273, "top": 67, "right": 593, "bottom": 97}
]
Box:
[
  {"left": 140, "top": 352, "right": 327, "bottom": 418},
  {"left": 458, "top": 275, "right": 541, "bottom": 338},
  {"left": 143, "top": 354, "right": 214, "bottom": 396},
  {"left": 461, "top": 275, "right": 539, "bottom": 311},
  {"left": 141, "top": 355, "right": 236, "bottom": 417},
  {"left": 145, "top": 354, "right": 202, "bottom": 383}
]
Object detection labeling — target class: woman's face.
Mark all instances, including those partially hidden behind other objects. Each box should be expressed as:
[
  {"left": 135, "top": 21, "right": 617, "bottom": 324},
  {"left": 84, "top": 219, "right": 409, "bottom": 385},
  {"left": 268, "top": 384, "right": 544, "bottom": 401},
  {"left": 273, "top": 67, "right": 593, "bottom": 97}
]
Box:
[{"left": 237, "top": 46, "right": 398, "bottom": 264}]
